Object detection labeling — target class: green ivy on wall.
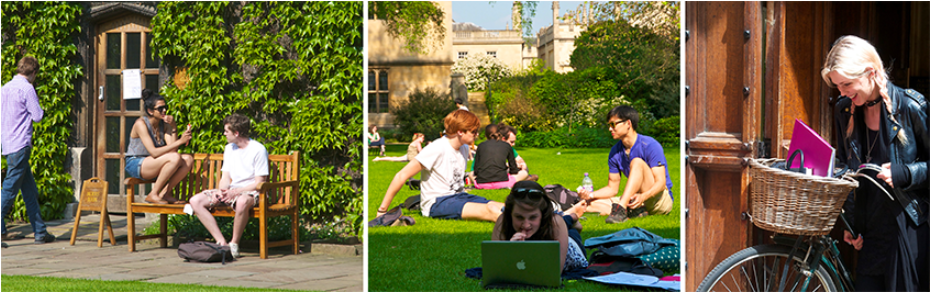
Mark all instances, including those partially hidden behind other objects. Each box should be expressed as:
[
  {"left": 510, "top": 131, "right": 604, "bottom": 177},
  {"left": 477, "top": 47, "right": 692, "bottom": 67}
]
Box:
[
  {"left": 1, "top": 2, "right": 82, "bottom": 222},
  {"left": 150, "top": 2, "right": 363, "bottom": 236}
]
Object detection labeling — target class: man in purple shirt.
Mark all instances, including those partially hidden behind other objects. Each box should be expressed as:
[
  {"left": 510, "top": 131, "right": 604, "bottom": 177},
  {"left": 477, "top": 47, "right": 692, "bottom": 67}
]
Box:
[
  {"left": 578, "top": 106, "right": 674, "bottom": 223},
  {"left": 1, "top": 56, "right": 55, "bottom": 245}
]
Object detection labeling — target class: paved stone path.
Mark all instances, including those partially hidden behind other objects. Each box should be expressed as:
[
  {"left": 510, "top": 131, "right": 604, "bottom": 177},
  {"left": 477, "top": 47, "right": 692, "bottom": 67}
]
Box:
[{"left": 1, "top": 214, "right": 362, "bottom": 291}]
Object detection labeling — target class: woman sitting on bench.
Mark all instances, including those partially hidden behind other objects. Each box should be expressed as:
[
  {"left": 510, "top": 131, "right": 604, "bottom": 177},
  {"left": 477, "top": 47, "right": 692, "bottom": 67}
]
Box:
[{"left": 124, "top": 89, "right": 193, "bottom": 204}]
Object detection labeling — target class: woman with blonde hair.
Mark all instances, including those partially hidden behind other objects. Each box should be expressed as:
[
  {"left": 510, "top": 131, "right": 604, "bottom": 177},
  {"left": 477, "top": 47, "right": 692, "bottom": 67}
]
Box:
[{"left": 822, "top": 35, "right": 928, "bottom": 291}]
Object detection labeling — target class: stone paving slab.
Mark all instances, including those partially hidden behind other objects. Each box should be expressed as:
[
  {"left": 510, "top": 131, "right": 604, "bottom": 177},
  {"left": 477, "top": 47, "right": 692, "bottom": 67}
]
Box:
[{"left": 1, "top": 214, "right": 363, "bottom": 292}]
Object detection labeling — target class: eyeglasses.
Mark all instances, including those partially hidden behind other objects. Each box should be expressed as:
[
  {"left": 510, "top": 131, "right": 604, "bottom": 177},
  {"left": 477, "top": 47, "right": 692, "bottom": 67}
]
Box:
[
  {"left": 511, "top": 187, "right": 546, "bottom": 198},
  {"left": 607, "top": 120, "right": 627, "bottom": 129},
  {"left": 154, "top": 106, "right": 168, "bottom": 113},
  {"left": 468, "top": 129, "right": 479, "bottom": 135}
]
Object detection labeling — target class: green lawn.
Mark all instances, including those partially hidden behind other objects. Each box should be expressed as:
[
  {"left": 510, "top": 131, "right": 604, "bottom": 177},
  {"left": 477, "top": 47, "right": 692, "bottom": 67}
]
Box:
[
  {"left": 0, "top": 275, "right": 303, "bottom": 292},
  {"left": 367, "top": 144, "right": 682, "bottom": 292}
]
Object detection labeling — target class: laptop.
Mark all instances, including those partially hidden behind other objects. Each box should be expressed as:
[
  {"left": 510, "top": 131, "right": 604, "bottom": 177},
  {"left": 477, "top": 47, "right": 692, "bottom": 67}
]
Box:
[{"left": 481, "top": 240, "right": 562, "bottom": 289}]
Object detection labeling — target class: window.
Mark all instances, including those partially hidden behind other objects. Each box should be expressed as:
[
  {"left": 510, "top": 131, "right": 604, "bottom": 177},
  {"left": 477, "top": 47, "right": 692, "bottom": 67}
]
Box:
[
  {"left": 458, "top": 51, "right": 468, "bottom": 59},
  {"left": 368, "top": 69, "right": 390, "bottom": 113},
  {"left": 487, "top": 51, "right": 497, "bottom": 58}
]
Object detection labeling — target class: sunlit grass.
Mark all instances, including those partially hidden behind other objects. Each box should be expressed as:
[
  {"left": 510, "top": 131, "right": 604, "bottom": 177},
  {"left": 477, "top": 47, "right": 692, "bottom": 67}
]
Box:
[{"left": 368, "top": 144, "right": 681, "bottom": 291}]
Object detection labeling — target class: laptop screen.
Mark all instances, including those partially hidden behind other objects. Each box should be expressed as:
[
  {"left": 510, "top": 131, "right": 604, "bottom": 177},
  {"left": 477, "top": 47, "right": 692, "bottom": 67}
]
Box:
[{"left": 481, "top": 240, "right": 562, "bottom": 289}]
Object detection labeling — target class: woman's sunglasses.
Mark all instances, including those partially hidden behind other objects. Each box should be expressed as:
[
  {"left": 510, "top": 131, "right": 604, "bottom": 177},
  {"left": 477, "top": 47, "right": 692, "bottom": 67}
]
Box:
[
  {"left": 153, "top": 106, "right": 168, "bottom": 113},
  {"left": 511, "top": 187, "right": 546, "bottom": 198}
]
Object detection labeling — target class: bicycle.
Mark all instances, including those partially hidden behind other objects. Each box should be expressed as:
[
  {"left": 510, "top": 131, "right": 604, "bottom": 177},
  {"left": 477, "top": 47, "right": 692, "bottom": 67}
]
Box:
[{"left": 695, "top": 160, "right": 887, "bottom": 292}]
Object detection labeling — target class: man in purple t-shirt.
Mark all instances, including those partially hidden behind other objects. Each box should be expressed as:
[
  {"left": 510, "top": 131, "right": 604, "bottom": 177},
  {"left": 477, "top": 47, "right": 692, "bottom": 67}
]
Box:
[
  {"left": 578, "top": 106, "right": 673, "bottom": 223},
  {"left": 1, "top": 56, "right": 55, "bottom": 245}
]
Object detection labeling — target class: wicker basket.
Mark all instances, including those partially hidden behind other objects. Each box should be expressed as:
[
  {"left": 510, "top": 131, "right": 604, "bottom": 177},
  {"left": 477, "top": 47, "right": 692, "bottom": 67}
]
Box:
[{"left": 748, "top": 158, "right": 858, "bottom": 236}]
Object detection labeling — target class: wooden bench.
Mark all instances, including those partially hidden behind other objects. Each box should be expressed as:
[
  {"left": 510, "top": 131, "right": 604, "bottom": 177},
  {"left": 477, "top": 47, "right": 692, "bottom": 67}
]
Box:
[{"left": 125, "top": 151, "right": 300, "bottom": 259}]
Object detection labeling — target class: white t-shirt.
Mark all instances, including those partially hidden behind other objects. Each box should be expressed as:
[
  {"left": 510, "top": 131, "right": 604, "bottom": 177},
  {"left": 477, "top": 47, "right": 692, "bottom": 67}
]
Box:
[
  {"left": 415, "top": 137, "right": 466, "bottom": 216},
  {"left": 221, "top": 139, "right": 269, "bottom": 189}
]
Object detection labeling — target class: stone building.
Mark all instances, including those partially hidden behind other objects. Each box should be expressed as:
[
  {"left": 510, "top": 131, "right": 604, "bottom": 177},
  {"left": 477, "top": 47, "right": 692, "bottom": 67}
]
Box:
[
  {"left": 367, "top": 1, "right": 455, "bottom": 128},
  {"left": 534, "top": 2, "right": 586, "bottom": 73}
]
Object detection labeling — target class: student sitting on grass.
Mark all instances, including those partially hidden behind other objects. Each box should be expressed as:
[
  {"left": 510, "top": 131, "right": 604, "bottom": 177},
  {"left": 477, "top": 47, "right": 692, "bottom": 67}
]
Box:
[
  {"left": 377, "top": 110, "right": 502, "bottom": 222},
  {"left": 497, "top": 124, "right": 537, "bottom": 181},
  {"left": 492, "top": 181, "right": 589, "bottom": 273},
  {"left": 578, "top": 105, "right": 674, "bottom": 223},
  {"left": 473, "top": 124, "right": 523, "bottom": 189},
  {"left": 373, "top": 133, "right": 424, "bottom": 162}
]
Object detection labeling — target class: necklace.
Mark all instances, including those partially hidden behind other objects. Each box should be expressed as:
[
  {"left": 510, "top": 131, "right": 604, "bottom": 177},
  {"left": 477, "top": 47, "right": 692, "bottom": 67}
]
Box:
[
  {"left": 865, "top": 127, "right": 879, "bottom": 163},
  {"left": 865, "top": 96, "right": 883, "bottom": 107}
]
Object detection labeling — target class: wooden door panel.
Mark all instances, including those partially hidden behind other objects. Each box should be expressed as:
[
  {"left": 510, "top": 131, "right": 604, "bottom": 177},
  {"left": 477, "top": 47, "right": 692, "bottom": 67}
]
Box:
[{"left": 685, "top": 1, "right": 761, "bottom": 290}]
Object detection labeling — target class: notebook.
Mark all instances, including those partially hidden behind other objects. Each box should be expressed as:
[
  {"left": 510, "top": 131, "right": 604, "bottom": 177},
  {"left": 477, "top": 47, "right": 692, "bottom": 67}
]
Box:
[
  {"left": 481, "top": 240, "right": 562, "bottom": 289},
  {"left": 787, "top": 119, "right": 835, "bottom": 177}
]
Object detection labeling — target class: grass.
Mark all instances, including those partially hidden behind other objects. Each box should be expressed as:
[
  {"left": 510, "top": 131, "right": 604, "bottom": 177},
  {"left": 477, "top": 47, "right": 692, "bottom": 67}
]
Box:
[
  {"left": 368, "top": 144, "right": 681, "bottom": 292},
  {"left": 0, "top": 274, "right": 303, "bottom": 292}
]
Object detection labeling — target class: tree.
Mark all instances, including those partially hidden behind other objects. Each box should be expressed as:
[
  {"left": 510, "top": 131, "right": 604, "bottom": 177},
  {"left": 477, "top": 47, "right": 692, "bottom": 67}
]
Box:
[
  {"left": 562, "top": 1, "right": 679, "bottom": 44},
  {"left": 570, "top": 18, "right": 680, "bottom": 118},
  {"left": 369, "top": 1, "right": 446, "bottom": 54}
]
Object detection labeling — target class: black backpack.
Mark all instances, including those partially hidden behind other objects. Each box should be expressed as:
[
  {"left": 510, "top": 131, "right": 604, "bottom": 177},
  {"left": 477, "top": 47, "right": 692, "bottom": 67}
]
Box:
[
  {"left": 544, "top": 184, "right": 580, "bottom": 211},
  {"left": 178, "top": 241, "right": 234, "bottom": 264}
]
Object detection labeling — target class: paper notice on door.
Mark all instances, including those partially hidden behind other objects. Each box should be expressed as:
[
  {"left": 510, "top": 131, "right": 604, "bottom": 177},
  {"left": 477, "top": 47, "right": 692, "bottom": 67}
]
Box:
[{"left": 122, "top": 69, "right": 142, "bottom": 100}]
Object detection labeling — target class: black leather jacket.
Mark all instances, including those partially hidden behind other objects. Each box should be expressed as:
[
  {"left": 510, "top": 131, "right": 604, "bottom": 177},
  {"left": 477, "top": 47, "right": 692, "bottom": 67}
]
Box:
[{"left": 834, "top": 81, "right": 929, "bottom": 225}]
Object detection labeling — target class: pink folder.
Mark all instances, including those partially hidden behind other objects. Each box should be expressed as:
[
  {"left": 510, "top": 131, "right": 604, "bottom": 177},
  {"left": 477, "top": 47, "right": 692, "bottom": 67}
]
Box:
[{"left": 787, "top": 119, "right": 835, "bottom": 177}]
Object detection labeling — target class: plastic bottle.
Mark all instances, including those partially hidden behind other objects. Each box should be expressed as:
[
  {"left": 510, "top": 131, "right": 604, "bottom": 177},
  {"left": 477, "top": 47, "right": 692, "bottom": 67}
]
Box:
[{"left": 581, "top": 173, "right": 594, "bottom": 192}]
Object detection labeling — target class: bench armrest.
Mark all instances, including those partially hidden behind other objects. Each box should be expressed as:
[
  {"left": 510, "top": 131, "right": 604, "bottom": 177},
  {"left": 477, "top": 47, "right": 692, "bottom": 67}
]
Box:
[{"left": 256, "top": 180, "right": 300, "bottom": 206}]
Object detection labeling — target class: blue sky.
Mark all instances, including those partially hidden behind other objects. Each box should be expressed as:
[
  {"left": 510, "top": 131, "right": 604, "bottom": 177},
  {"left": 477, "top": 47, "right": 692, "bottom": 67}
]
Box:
[{"left": 451, "top": 1, "right": 590, "bottom": 36}]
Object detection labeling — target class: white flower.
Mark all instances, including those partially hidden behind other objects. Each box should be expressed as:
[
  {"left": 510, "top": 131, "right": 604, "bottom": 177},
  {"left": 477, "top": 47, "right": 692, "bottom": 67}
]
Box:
[{"left": 452, "top": 52, "right": 512, "bottom": 91}]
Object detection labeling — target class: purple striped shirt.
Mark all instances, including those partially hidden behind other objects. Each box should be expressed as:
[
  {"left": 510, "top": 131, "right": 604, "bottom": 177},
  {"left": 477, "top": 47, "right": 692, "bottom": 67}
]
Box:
[{"left": 1, "top": 75, "right": 44, "bottom": 155}]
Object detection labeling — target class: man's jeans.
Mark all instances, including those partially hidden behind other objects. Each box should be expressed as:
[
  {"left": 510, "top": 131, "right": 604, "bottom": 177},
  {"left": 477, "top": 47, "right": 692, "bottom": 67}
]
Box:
[{"left": 1, "top": 146, "right": 49, "bottom": 239}]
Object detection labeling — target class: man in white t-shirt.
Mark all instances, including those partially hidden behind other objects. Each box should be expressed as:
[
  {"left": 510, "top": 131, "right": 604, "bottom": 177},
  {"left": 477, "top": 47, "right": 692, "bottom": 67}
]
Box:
[
  {"left": 188, "top": 114, "right": 269, "bottom": 257},
  {"left": 376, "top": 110, "right": 502, "bottom": 222}
]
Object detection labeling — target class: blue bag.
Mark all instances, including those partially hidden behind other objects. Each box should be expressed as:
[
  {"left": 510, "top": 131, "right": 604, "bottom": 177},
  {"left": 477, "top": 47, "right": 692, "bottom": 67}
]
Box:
[{"left": 583, "top": 227, "right": 677, "bottom": 257}]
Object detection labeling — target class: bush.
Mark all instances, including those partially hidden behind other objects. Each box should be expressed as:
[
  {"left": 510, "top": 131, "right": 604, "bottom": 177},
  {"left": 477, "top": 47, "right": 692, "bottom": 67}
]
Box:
[
  {"left": 641, "top": 116, "right": 680, "bottom": 148},
  {"left": 390, "top": 88, "right": 457, "bottom": 141},
  {"left": 451, "top": 52, "right": 511, "bottom": 91}
]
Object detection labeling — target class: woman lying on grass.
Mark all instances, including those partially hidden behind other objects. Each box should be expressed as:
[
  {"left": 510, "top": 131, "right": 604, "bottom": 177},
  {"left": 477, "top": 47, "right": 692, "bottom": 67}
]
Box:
[
  {"left": 373, "top": 133, "right": 424, "bottom": 162},
  {"left": 492, "top": 181, "right": 590, "bottom": 273}
]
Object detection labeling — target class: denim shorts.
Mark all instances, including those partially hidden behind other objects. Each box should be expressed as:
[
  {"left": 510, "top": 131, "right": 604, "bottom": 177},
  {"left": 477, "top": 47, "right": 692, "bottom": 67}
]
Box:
[
  {"left": 125, "top": 156, "right": 153, "bottom": 181},
  {"left": 428, "top": 192, "right": 491, "bottom": 219}
]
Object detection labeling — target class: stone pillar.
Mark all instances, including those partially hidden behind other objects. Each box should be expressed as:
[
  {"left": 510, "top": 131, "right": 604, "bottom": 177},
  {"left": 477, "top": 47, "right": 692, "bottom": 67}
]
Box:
[
  {"left": 65, "top": 147, "right": 87, "bottom": 219},
  {"left": 552, "top": 1, "right": 559, "bottom": 26},
  {"left": 512, "top": 1, "right": 521, "bottom": 32},
  {"left": 450, "top": 73, "right": 468, "bottom": 109}
]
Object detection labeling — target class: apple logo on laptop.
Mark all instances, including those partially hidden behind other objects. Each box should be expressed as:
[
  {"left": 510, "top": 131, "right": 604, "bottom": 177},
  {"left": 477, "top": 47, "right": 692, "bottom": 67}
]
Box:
[{"left": 516, "top": 260, "right": 526, "bottom": 270}]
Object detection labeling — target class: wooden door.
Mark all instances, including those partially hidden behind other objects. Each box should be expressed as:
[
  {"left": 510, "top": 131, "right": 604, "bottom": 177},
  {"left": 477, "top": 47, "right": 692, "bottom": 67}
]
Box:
[
  {"left": 684, "top": 1, "right": 762, "bottom": 290},
  {"left": 95, "top": 15, "right": 160, "bottom": 202}
]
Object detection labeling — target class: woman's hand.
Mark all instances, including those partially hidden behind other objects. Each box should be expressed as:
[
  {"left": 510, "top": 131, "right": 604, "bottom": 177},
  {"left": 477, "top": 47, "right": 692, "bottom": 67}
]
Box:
[
  {"left": 876, "top": 163, "right": 894, "bottom": 188},
  {"left": 163, "top": 114, "right": 175, "bottom": 125},
  {"left": 510, "top": 231, "right": 528, "bottom": 241},
  {"left": 843, "top": 231, "right": 863, "bottom": 250},
  {"left": 178, "top": 125, "right": 193, "bottom": 144}
]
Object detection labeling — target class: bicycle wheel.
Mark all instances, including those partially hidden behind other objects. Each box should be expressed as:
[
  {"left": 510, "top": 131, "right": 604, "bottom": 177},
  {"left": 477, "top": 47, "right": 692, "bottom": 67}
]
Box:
[{"left": 697, "top": 244, "right": 838, "bottom": 292}]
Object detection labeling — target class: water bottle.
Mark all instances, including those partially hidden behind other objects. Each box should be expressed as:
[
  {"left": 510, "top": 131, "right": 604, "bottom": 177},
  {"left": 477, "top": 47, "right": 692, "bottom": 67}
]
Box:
[{"left": 581, "top": 173, "right": 594, "bottom": 192}]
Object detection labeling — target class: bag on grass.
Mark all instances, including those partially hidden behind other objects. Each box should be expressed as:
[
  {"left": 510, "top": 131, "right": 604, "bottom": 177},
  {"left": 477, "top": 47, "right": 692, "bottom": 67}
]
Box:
[
  {"left": 544, "top": 184, "right": 580, "bottom": 211},
  {"left": 178, "top": 241, "right": 234, "bottom": 264}
]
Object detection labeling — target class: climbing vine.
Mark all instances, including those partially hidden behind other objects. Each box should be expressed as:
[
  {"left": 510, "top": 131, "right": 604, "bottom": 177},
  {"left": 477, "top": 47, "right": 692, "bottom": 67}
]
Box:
[
  {"left": 150, "top": 2, "right": 364, "bottom": 236},
  {"left": 1, "top": 2, "right": 83, "bottom": 222}
]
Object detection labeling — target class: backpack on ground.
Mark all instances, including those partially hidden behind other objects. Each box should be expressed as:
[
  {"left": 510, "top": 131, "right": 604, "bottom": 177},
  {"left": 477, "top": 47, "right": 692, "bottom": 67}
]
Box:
[
  {"left": 178, "top": 241, "right": 234, "bottom": 264},
  {"left": 544, "top": 184, "right": 580, "bottom": 211}
]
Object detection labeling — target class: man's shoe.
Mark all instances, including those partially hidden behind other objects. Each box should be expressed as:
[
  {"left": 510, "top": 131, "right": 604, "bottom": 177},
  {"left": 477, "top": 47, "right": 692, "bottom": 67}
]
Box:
[
  {"left": 229, "top": 243, "right": 240, "bottom": 257},
  {"left": 526, "top": 174, "right": 539, "bottom": 182},
  {"left": 34, "top": 234, "right": 55, "bottom": 244},
  {"left": 2, "top": 242, "right": 8, "bottom": 248},
  {"left": 627, "top": 206, "right": 649, "bottom": 219},
  {"left": 605, "top": 203, "right": 628, "bottom": 224}
]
